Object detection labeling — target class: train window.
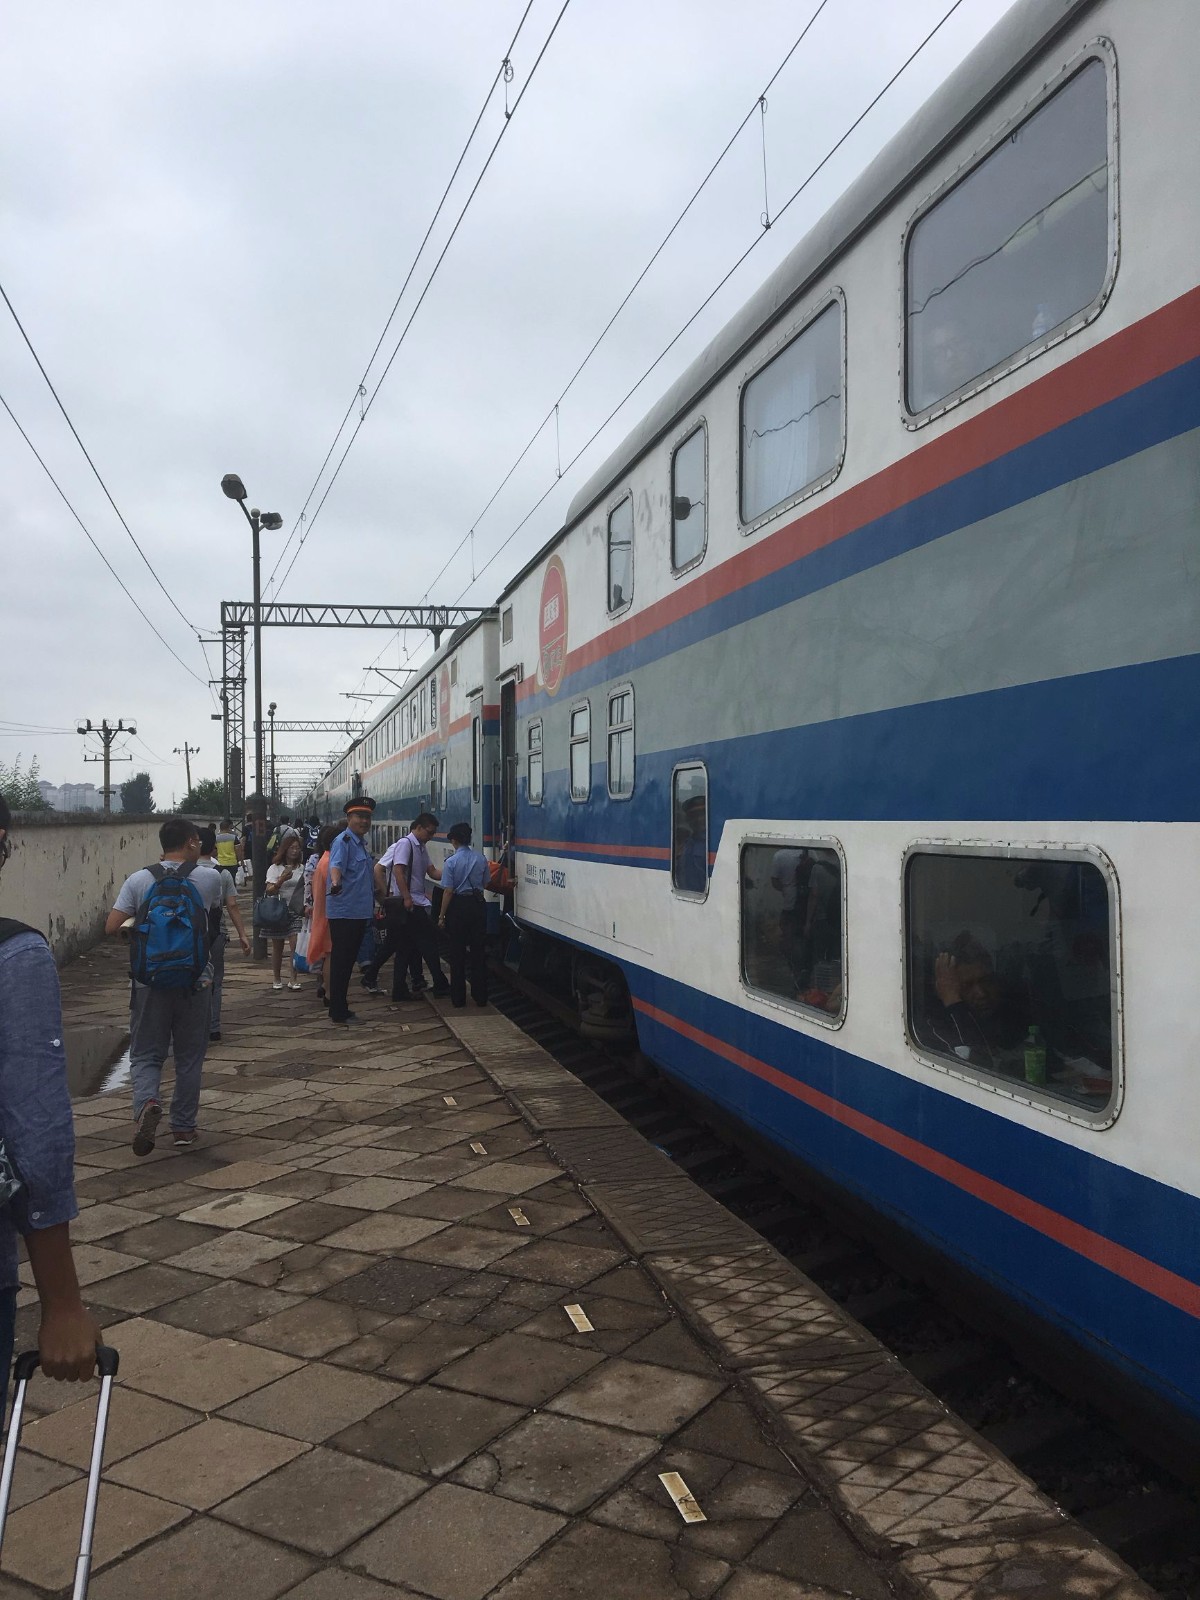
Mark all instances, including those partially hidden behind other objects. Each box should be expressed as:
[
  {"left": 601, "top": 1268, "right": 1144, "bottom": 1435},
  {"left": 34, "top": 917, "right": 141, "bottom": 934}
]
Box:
[
  {"left": 569, "top": 702, "right": 590, "bottom": 802},
  {"left": 439, "top": 756, "right": 446, "bottom": 812},
  {"left": 740, "top": 301, "right": 842, "bottom": 525},
  {"left": 501, "top": 606, "right": 514, "bottom": 644},
  {"left": 905, "top": 851, "right": 1116, "bottom": 1113},
  {"left": 671, "top": 764, "right": 708, "bottom": 898},
  {"left": 741, "top": 843, "right": 844, "bottom": 1022},
  {"left": 607, "top": 496, "right": 633, "bottom": 614},
  {"left": 671, "top": 425, "right": 707, "bottom": 572},
  {"left": 430, "top": 682, "right": 438, "bottom": 730},
  {"left": 450, "top": 657, "right": 458, "bottom": 686},
  {"left": 906, "top": 58, "right": 1110, "bottom": 415},
  {"left": 527, "top": 719, "right": 543, "bottom": 806},
  {"left": 429, "top": 760, "right": 438, "bottom": 810},
  {"left": 607, "top": 687, "right": 634, "bottom": 798},
  {"left": 472, "top": 714, "right": 482, "bottom": 803}
]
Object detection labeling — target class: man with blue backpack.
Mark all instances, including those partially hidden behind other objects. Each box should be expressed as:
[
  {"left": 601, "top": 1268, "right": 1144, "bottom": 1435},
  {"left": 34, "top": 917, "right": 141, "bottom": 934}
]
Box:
[{"left": 105, "top": 816, "right": 225, "bottom": 1155}]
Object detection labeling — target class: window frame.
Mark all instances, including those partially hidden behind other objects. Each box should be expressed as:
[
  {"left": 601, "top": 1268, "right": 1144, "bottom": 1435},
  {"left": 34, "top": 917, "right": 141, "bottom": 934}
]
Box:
[
  {"left": 901, "top": 42, "right": 1119, "bottom": 429},
  {"left": 605, "top": 684, "right": 635, "bottom": 801},
  {"left": 670, "top": 761, "right": 710, "bottom": 902},
  {"left": 471, "top": 710, "right": 482, "bottom": 803},
  {"left": 568, "top": 699, "right": 591, "bottom": 804},
  {"left": 527, "top": 717, "right": 544, "bottom": 807},
  {"left": 738, "top": 833, "right": 847, "bottom": 1029},
  {"left": 900, "top": 839, "right": 1123, "bottom": 1128},
  {"left": 430, "top": 680, "right": 438, "bottom": 730},
  {"left": 737, "top": 287, "right": 847, "bottom": 536},
  {"left": 501, "top": 606, "right": 514, "bottom": 644},
  {"left": 670, "top": 421, "right": 708, "bottom": 576},
  {"left": 605, "top": 492, "right": 635, "bottom": 618}
]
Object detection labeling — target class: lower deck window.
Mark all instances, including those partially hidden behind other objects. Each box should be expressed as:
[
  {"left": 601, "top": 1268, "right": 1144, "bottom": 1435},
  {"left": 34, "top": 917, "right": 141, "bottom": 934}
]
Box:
[
  {"left": 905, "top": 851, "right": 1115, "bottom": 1111},
  {"left": 741, "top": 843, "right": 843, "bottom": 1019},
  {"left": 671, "top": 765, "right": 708, "bottom": 896},
  {"left": 527, "top": 720, "right": 543, "bottom": 805}
]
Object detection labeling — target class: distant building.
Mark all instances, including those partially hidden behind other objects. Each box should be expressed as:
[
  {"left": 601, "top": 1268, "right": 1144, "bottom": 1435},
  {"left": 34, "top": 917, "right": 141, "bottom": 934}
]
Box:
[{"left": 49, "top": 782, "right": 105, "bottom": 813}]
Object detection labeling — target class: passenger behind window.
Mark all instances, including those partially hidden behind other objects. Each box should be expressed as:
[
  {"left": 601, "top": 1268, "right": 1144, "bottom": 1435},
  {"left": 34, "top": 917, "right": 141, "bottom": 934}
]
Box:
[
  {"left": 907, "top": 855, "right": 1113, "bottom": 1107},
  {"left": 673, "top": 795, "right": 707, "bottom": 894},
  {"left": 743, "top": 843, "right": 842, "bottom": 1016}
]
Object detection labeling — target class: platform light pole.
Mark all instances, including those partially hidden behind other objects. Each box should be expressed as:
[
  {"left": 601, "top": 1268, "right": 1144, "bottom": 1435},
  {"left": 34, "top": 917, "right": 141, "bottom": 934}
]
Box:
[
  {"left": 221, "top": 474, "right": 282, "bottom": 958},
  {"left": 268, "top": 702, "right": 277, "bottom": 808}
]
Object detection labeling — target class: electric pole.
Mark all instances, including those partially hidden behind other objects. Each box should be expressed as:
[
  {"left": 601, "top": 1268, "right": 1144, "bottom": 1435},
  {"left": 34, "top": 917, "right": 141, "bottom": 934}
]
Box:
[
  {"left": 173, "top": 743, "right": 199, "bottom": 798},
  {"left": 77, "top": 718, "right": 136, "bottom": 813}
]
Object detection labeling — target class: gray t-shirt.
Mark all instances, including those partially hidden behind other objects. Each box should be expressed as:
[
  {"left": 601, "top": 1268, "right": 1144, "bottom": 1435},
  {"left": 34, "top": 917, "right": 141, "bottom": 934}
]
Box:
[{"left": 114, "top": 860, "right": 226, "bottom": 919}]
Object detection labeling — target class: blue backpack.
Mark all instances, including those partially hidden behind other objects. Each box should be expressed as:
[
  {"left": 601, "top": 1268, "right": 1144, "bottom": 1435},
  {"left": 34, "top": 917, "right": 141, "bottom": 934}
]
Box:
[{"left": 129, "top": 863, "right": 209, "bottom": 989}]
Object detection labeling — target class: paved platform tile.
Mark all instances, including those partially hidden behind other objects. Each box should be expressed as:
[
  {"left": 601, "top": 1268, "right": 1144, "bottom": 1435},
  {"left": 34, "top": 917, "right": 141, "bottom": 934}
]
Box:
[
  {"left": 347, "top": 1481, "right": 565, "bottom": 1600},
  {"left": 128, "top": 1335, "right": 303, "bottom": 1410},
  {"left": 23, "top": 1385, "right": 197, "bottom": 1468},
  {"left": 87, "top": 1516, "right": 316, "bottom": 1600},
  {"left": 454, "top": 1409, "right": 659, "bottom": 1513},
  {"left": 434, "top": 1329, "right": 604, "bottom": 1407},
  {"left": 489, "top": 1518, "right": 730, "bottom": 1600},
  {"left": 166, "top": 1229, "right": 302, "bottom": 1278},
  {"left": 221, "top": 1361, "right": 405, "bottom": 1441},
  {"left": 110, "top": 1415, "right": 309, "bottom": 1508},
  {"left": 180, "top": 1192, "right": 301, "bottom": 1229},
  {"left": 1, "top": 1479, "right": 188, "bottom": 1591},
  {"left": 547, "top": 1356, "right": 724, "bottom": 1436},
  {"left": 332, "top": 1384, "right": 524, "bottom": 1477},
  {"left": 215, "top": 1446, "right": 427, "bottom": 1556}
]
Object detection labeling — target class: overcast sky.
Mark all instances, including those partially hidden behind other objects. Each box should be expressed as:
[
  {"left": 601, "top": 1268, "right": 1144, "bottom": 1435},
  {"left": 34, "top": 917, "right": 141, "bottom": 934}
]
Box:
[{"left": 1, "top": 0, "right": 1013, "bottom": 807}]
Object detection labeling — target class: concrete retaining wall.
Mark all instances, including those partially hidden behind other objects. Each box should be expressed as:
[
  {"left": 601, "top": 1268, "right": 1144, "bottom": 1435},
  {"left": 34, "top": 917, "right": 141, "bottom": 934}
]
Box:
[{"left": 1, "top": 813, "right": 162, "bottom": 964}]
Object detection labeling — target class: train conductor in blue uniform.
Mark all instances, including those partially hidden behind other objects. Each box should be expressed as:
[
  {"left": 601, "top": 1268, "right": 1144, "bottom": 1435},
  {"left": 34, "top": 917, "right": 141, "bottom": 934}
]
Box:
[
  {"left": 325, "top": 796, "right": 376, "bottom": 1026},
  {"left": 437, "top": 822, "right": 490, "bottom": 1008}
]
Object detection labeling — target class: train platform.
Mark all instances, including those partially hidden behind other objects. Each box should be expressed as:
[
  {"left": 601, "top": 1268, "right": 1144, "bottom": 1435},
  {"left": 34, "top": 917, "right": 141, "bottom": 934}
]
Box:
[{"left": 9, "top": 940, "right": 1154, "bottom": 1600}]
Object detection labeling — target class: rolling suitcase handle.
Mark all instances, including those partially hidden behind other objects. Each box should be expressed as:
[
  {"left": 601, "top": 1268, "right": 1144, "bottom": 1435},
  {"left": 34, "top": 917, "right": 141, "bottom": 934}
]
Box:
[{"left": 0, "top": 1345, "right": 119, "bottom": 1600}]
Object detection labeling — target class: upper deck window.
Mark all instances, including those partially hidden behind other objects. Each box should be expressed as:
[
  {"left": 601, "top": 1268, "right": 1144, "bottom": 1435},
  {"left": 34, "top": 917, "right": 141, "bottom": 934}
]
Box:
[
  {"left": 607, "top": 687, "right": 634, "bottom": 798},
  {"left": 906, "top": 58, "right": 1111, "bottom": 415},
  {"left": 740, "top": 301, "right": 842, "bottom": 524},
  {"left": 607, "top": 497, "right": 633, "bottom": 613},
  {"left": 671, "top": 425, "right": 707, "bottom": 572},
  {"left": 569, "top": 702, "right": 591, "bottom": 802}
]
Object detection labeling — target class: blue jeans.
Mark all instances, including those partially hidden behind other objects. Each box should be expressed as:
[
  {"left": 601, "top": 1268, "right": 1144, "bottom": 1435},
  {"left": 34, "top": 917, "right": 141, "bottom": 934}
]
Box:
[{"left": 0, "top": 1287, "right": 17, "bottom": 1436}]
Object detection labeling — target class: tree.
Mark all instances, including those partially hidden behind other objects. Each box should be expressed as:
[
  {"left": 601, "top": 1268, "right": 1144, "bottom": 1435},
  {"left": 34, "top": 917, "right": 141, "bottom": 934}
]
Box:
[
  {"left": 178, "top": 777, "right": 226, "bottom": 817},
  {"left": 0, "top": 755, "right": 50, "bottom": 812},
  {"left": 120, "top": 771, "right": 155, "bottom": 814}
]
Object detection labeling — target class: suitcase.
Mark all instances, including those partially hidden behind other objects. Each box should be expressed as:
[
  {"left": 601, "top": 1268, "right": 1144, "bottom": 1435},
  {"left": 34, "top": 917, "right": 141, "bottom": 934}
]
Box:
[{"left": 0, "top": 1346, "right": 120, "bottom": 1599}]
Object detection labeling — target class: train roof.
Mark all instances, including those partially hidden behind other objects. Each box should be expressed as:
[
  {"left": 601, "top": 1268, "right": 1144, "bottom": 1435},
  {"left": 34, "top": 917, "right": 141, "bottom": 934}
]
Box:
[{"left": 499, "top": 0, "right": 1095, "bottom": 600}]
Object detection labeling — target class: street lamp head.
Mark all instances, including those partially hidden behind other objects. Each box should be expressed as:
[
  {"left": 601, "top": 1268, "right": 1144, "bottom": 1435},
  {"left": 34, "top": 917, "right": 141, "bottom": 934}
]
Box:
[
  {"left": 221, "top": 474, "right": 247, "bottom": 501},
  {"left": 260, "top": 511, "right": 283, "bottom": 531},
  {"left": 268, "top": 702, "right": 277, "bottom": 715}
]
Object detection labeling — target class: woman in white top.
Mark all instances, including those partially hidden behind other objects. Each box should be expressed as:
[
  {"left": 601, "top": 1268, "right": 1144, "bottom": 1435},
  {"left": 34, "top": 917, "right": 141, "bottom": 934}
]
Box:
[{"left": 265, "top": 836, "right": 306, "bottom": 991}]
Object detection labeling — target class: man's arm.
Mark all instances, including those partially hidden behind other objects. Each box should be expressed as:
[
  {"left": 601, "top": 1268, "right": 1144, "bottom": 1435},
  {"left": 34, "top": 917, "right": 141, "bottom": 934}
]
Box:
[
  {"left": 26, "top": 1228, "right": 100, "bottom": 1380},
  {"left": 373, "top": 863, "right": 389, "bottom": 898},
  {"left": 104, "top": 908, "right": 130, "bottom": 936},
  {"left": 225, "top": 889, "right": 251, "bottom": 953},
  {"left": 328, "top": 834, "right": 348, "bottom": 891}
]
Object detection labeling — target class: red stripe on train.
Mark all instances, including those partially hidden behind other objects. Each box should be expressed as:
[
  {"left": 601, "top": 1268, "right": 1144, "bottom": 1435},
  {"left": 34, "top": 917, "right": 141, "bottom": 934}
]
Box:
[{"left": 633, "top": 996, "right": 1200, "bottom": 1321}]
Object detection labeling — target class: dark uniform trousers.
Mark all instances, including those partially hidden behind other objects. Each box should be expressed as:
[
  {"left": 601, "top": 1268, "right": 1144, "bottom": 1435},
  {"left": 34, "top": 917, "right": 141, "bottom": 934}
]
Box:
[
  {"left": 407, "top": 907, "right": 448, "bottom": 994},
  {"left": 328, "top": 918, "right": 369, "bottom": 1022},
  {"left": 445, "top": 893, "right": 488, "bottom": 1006},
  {"left": 364, "top": 909, "right": 423, "bottom": 999}
]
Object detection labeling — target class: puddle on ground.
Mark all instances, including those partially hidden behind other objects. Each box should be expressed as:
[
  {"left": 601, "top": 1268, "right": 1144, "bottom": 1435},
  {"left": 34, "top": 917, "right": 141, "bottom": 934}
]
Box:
[{"left": 63, "top": 1024, "right": 131, "bottom": 1100}]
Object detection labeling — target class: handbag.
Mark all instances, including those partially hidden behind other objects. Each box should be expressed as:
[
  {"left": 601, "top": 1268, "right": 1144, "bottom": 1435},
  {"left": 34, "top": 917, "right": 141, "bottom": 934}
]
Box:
[
  {"left": 254, "top": 895, "right": 291, "bottom": 933},
  {"left": 293, "top": 924, "right": 312, "bottom": 974}
]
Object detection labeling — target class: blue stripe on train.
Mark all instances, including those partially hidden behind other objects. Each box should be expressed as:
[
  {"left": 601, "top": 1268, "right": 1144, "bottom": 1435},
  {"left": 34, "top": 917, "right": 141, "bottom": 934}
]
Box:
[
  {"left": 521, "top": 355, "right": 1200, "bottom": 715},
  {"left": 624, "top": 963, "right": 1200, "bottom": 1417},
  {"left": 516, "top": 648, "right": 1200, "bottom": 850}
]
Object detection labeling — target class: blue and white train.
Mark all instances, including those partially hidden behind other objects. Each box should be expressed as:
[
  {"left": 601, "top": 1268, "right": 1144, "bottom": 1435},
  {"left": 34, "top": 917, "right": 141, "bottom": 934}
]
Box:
[{"left": 314, "top": 0, "right": 1200, "bottom": 1449}]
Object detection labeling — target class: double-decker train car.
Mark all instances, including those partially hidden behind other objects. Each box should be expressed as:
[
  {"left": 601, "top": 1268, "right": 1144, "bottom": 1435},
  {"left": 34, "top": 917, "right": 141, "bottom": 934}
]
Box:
[
  {"left": 312, "top": 617, "right": 500, "bottom": 872},
  {"left": 496, "top": 0, "right": 1200, "bottom": 1447},
  {"left": 315, "top": 0, "right": 1200, "bottom": 1451}
]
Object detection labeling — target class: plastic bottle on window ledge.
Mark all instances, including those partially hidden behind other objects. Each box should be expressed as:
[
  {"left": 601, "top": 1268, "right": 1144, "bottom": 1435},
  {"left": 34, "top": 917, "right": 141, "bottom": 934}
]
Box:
[{"left": 1023, "top": 1024, "right": 1047, "bottom": 1087}]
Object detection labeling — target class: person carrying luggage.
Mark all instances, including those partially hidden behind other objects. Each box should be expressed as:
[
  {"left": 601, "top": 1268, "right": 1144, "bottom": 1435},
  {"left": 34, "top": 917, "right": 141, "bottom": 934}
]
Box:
[{"left": 0, "top": 796, "right": 100, "bottom": 1425}]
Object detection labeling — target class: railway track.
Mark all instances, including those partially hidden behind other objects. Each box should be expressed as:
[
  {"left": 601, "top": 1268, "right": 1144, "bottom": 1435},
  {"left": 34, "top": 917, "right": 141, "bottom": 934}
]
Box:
[{"left": 490, "top": 972, "right": 1200, "bottom": 1600}]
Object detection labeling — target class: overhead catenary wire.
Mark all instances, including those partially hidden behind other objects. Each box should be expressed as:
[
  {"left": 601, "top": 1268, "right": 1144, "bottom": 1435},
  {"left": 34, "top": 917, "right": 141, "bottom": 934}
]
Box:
[
  {"left": 419, "top": 0, "right": 834, "bottom": 607},
  {"left": 265, "top": 0, "right": 539, "bottom": 596},
  {"left": 0, "top": 388, "right": 209, "bottom": 687},
  {"left": 0, "top": 276, "right": 205, "bottom": 645},
  {"left": 271, "top": 0, "right": 575, "bottom": 600},
  {"left": 455, "top": 0, "right": 969, "bottom": 603}
]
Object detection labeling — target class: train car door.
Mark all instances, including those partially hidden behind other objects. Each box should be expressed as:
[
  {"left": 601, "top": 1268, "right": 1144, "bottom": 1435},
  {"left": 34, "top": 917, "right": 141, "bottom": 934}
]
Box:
[
  {"left": 500, "top": 679, "right": 517, "bottom": 842},
  {"left": 469, "top": 693, "right": 484, "bottom": 848}
]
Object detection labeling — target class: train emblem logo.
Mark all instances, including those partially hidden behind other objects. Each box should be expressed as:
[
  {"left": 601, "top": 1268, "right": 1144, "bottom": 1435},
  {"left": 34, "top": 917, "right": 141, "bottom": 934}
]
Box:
[{"left": 539, "top": 555, "right": 568, "bottom": 697}]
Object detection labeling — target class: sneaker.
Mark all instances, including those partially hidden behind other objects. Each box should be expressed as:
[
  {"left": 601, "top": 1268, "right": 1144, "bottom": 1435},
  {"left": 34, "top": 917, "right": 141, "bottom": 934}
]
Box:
[
  {"left": 172, "top": 1129, "right": 199, "bottom": 1148},
  {"left": 272, "top": 980, "right": 284, "bottom": 992},
  {"left": 286, "top": 981, "right": 303, "bottom": 991},
  {"left": 209, "top": 1030, "right": 222, "bottom": 1042},
  {"left": 360, "top": 978, "right": 382, "bottom": 995},
  {"left": 132, "top": 1102, "right": 162, "bottom": 1156}
]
